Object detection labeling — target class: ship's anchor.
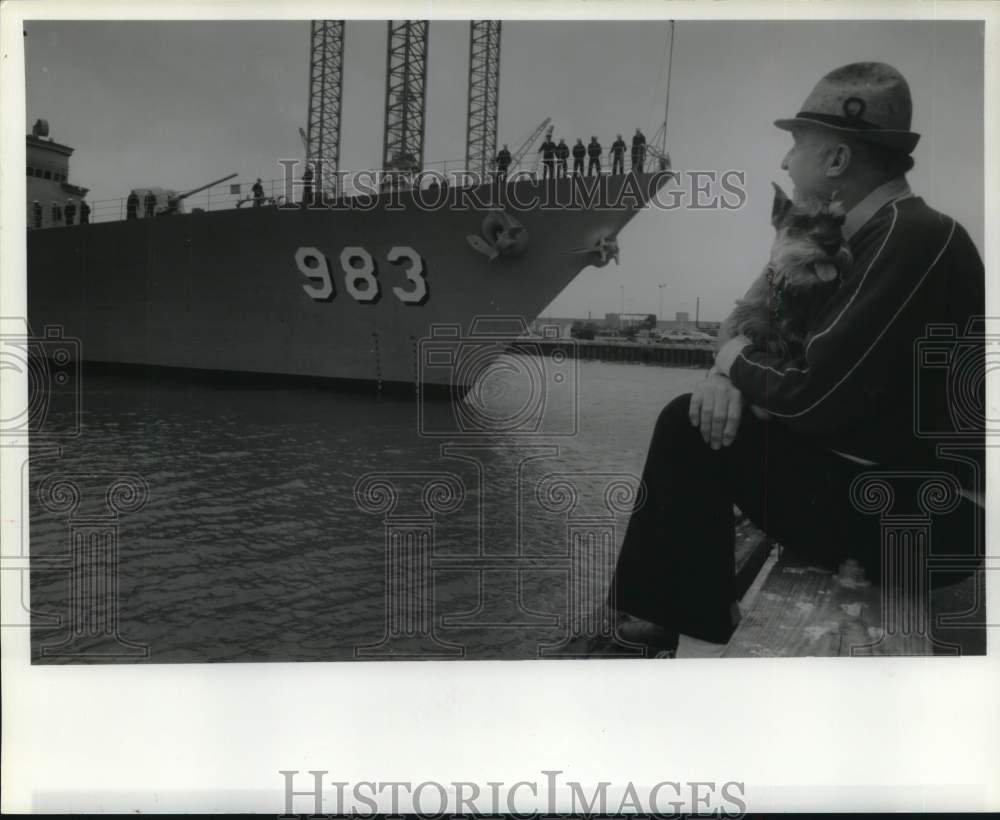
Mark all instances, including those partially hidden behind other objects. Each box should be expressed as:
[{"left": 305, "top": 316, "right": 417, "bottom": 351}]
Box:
[
  {"left": 567, "top": 235, "right": 620, "bottom": 267},
  {"left": 466, "top": 210, "right": 529, "bottom": 261}
]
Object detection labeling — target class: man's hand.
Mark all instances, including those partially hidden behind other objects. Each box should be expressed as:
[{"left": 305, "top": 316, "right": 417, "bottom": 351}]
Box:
[{"left": 689, "top": 371, "right": 744, "bottom": 449}]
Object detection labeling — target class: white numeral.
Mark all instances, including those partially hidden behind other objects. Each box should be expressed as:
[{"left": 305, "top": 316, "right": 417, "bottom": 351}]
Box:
[
  {"left": 340, "top": 247, "right": 380, "bottom": 303},
  {"left": 388, "top": 246, "right": 427, "bottom": 305},
  {"left": 295, "top": 247, "right": 334, "bottom": 301},
  {"left": 296, "top": 245, "right": 428, "bottom": 305}
]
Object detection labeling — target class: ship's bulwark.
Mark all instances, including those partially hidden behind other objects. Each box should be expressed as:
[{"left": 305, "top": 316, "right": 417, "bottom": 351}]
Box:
[{"left": 28, "top": 173, "right": 668, "bottom": 391}]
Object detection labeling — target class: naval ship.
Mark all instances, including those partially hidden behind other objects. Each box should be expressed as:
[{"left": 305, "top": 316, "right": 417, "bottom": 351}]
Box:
[{"left": 25, "top": 121, "right": 670, "bottom": 395}]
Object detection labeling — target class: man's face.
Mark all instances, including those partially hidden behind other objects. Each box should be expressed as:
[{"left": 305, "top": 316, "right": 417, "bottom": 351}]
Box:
[{"left": 780, "top": 126, "right": 837, "bottom": 202}]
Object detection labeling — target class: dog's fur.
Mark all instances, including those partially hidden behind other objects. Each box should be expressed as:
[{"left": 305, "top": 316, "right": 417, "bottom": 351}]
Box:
[{"left": 723, "top": 184, "right": 853, "bottom": 359}]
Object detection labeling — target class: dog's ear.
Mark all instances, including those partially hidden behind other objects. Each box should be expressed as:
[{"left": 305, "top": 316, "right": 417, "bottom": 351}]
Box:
[{"left": 770, "top": 183, "right": 793, "bottom": 227}]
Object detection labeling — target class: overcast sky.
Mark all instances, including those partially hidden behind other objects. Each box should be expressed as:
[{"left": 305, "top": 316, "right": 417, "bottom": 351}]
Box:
[{"left": 24, "top": 19, "right": 983, "bottom": 322}]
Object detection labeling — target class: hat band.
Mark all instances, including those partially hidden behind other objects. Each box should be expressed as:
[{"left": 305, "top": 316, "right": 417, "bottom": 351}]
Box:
[{"left": 795, "top": 111, "right": 882, "bottom": 131}]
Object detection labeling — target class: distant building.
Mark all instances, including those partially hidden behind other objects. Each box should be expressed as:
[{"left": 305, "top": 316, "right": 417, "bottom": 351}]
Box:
[
  {"left": 528, "top": 319, "right": 576, "bottom": 339},
  {"left": 530, "top": 311, "right": 720, "bottom": 340}
]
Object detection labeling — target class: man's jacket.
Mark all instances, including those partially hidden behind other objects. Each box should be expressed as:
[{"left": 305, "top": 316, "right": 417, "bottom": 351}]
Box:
[{"left": 727, "top": 193, "right": 985, "bottom": 469}]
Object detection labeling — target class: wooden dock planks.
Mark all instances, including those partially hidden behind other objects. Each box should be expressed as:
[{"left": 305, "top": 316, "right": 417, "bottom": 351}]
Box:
[{"left": 724, "top": 550, "right": 982, "bottom": 657}]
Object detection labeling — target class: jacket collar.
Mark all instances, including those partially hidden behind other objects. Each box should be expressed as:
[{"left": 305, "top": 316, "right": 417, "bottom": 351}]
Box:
[{"left": 843, "top": 177, "right": 912, "bottom": 240}]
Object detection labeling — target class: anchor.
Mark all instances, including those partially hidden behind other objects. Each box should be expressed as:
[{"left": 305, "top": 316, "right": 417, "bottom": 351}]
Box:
[
  {"left": 466, "top": 209, "right": 529, "bottom": 261},
  {"left": 566, "top": 235, "right": 620, "bottom": 267}
]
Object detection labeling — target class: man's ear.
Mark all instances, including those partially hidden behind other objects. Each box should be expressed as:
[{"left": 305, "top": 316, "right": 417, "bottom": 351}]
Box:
[
  {"left": 770, "top": 182, "right": 793, "bottom": 226},
  {"left": 825, "top": 142, "right": 852, "bottom": 179}
]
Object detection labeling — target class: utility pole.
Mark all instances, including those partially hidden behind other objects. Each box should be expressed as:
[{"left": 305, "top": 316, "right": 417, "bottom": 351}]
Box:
[
  {"left": 662, "top": 21, "right": 675, "bottom": 156},
  {"left": 696, "top": 296, "right": 700, "bottom": 327},
  {"left": 658, "top": 283, "right": 667, "bottom": 323}
]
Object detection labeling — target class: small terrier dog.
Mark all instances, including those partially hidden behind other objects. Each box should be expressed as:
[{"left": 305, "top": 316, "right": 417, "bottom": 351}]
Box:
[{"left": 724, "top": 183, "right": 853, "bottom": 359}]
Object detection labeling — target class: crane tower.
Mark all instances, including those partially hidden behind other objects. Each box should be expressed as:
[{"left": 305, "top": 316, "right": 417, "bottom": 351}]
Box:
[
  {"left": 305, "top": 21, "right": 345, "bottom": 197},
  {"left": 382, "top": 21, "right": 429, "bottom": 174},
  {"left": 464, "top": 21, "right": 502, "bottom": 177}
]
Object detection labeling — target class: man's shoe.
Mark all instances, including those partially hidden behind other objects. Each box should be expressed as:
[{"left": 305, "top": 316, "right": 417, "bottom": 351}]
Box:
[{"left": 617, "top": 615, "right": 678, "bottom": 651}]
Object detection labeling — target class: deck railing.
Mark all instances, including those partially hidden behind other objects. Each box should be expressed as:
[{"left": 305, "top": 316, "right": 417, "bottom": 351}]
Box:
[{"left": 30, "top": 152, "right": 667, "bottom": 227}]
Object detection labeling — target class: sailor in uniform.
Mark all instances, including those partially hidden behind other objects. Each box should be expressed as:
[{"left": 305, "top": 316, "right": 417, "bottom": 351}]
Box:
[
  {"left": 631, "top": 128, "right": 647, "bottom": 173},
  {"left": 587, "top": 136, "right": 602, "bottom": 177},
  {"left": 611, "top": 135, "right": 627, "bottom": 175}
]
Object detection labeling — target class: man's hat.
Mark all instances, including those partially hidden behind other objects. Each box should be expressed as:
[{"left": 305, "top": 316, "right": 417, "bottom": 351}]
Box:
[{"left": 774, "top": 62, "right": 920, "bottom": 154}]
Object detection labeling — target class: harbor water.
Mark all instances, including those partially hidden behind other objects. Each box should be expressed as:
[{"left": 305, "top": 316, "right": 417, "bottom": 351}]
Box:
[{"left": 27, "top": 358, "right": 707, "bottom": 663}]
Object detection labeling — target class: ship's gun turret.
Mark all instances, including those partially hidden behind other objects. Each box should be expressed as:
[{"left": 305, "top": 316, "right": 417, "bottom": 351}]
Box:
[{"left": 164, "top": 172, "right": 239, "bottom": 213}]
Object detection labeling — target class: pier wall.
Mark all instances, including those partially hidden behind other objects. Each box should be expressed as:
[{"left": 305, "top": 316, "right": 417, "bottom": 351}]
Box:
[{"left": 508, "top": 339, "right": 714, "bottom": 368}]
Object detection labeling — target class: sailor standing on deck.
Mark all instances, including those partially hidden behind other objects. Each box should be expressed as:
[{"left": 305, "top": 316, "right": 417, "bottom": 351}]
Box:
[
  {"left": 64, "top": 199, "right": 76, "bottom": 225},
  {"left": 495, "top": 144, "right": 512, "bottom": 184},
  {"left": 631, "top": 128, "right": 647, "bottom": 173},
  {"left": 51, "top": 201, "right": 62, "bottom": 225},
  {"left": 32, "top": 200, "right": 42, "bottom": 229},
  {"left": 540, "top": 134, "right": 557, "bottom": 180},
  {"left": 610, "top": 134, "right": 627, "bottom": 175},
  {"left": 126, "top": 191, "right": 139, "bottom": 220},
  {"left": 587, "top": 136, "right": 603, "bottom": 177},
  {"left": 556, "top": 138, "right": 569, "bottom": 178},
  {"left": 79, "top": 199, "right": 91, "bottom": 224},
  {"left": 572, "top": 139, "right": 586, "bottom": 176},
  {"left": 252, "top": 178, "right": 265, "bottom": 207},
  {"left": 144, "top": 190, "right": 157, "bottom": 219}
]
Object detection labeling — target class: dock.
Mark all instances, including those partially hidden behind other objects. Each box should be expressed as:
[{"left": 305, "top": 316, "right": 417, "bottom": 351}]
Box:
[
  {"left": 725, "top": 546, "right": 983, "bottom": 657},
  {"left": 508, "top": 338, "right": 715, "bottom": 368}
]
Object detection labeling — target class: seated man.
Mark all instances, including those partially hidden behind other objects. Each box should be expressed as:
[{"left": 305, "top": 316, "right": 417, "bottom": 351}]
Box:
[{"left": 608, "top": 62, "right": 985, "bottom": 658}]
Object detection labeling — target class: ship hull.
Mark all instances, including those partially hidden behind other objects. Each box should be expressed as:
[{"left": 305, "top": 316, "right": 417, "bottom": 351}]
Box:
[{"left": 28, "top": 174, "right": 666, "bottom": 390}]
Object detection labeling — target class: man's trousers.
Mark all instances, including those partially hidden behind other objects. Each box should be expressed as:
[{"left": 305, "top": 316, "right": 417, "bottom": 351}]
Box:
[{"left": 608, "top": 393, "right": 983, "bottom": 644}]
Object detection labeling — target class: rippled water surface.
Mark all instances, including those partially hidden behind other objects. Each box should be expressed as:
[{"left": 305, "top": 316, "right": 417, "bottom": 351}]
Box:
[{"left": 28, "top": 358, "right": 705, "bottom": 663}]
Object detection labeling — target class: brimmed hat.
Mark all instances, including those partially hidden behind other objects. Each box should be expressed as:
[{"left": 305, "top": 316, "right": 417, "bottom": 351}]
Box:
[{"left": 774, "top": 62, "right": 920, "bottom": 154}]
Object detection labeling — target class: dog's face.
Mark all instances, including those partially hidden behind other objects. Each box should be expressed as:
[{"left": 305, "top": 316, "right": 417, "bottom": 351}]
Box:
[{"left": 769, "top": 183, "right": 853, "bottom": 291}]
